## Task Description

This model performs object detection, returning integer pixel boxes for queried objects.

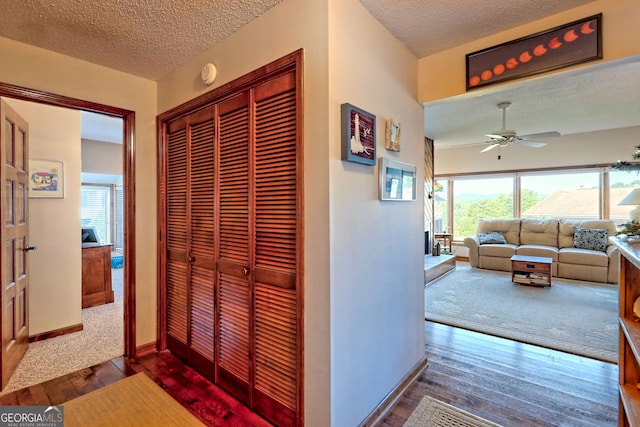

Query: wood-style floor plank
[375,321,618,427]
[0,321,618,426]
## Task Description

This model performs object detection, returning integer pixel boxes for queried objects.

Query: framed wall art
[385,119,401,152]
[341,103,376,165]
[466,14,602,90]
[29,159,64,198]
[379,157,416,201]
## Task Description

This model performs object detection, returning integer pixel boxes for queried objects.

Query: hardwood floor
[376,321,618,427]
[0,351,272,427]
[0,321,618,426]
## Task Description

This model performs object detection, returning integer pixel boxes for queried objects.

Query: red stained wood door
[165,107,216,380]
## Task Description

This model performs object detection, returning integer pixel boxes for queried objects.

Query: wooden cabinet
[510,255,552,287]
[82,243,113,309]
[611,237,640,426]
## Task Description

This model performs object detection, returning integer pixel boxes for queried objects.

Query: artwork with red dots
[466,14,601,90]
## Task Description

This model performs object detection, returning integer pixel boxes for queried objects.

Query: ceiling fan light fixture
[477,101,555,153]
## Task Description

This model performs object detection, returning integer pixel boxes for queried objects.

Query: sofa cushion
[559,247,609,267]
[573,227,608,252]
[478,232,507,244]
[559,219,616,249]
[477,219,520,245]
[520,219,559,247]
[516,245,559,261]
[558,263,607,283]
[478,243,517,258]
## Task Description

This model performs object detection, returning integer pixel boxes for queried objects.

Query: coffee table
[510,255,552,287]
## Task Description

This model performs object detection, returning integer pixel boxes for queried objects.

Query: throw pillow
[573,227,608,252]
[478,232,507,245]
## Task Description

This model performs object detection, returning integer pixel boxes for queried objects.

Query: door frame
[0,82,136,358]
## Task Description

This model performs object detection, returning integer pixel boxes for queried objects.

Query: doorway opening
[0,82,136,391]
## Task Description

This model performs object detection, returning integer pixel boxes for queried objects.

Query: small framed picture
[379,157,416,201]
[29,159,64,198]
[385,119,401,152]
[341,103,376,165]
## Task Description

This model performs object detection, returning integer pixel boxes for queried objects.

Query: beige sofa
[463,218,619,284]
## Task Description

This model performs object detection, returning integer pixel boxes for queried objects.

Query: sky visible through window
[455,173,601,198]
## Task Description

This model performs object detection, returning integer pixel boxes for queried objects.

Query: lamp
[619,188,640,221]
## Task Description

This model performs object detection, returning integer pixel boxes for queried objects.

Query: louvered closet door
[165,108,216,380]
[251,72,299,427]
[161,52,302,427]
[215,92,252,403]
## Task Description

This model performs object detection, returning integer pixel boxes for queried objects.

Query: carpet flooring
[63,373,204,427]
[404,395,502,427]
[1,268,123,395]
[425,262,618,363]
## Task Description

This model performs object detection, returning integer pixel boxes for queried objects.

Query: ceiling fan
[480,102,559,153]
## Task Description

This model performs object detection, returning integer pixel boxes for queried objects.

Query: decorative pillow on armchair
[573,227,608,252]
[478,232,507,245]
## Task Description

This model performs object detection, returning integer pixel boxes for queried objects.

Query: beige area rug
[1,268,124,395]
[404,395,501,427]
[63,372,204,426]
[425,263,618,363]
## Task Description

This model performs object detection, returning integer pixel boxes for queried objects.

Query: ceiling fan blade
[519,131,561,139]
[515,139,546,148]
[480,143,499,153]
[485,133,506,140]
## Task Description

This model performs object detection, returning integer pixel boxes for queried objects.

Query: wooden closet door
[251,72,300,427]
[160,51,303,427]
[215,92,252,402]
[165,108,216,380]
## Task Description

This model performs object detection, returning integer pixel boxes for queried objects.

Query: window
[610,171,640,226]
[435,166,626,241]
[433,179,448,234]
[81,185,112,244]
[520,170,600,220]
[115,185,124,251]
[452,176,513,240]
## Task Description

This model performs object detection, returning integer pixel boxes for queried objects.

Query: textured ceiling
[0,0,636,148]
[0,0,282,80]
[358,0,598,58]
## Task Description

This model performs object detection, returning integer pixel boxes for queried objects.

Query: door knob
[241,267,249,276]
[187,255,195,263]
[24,246,37,252]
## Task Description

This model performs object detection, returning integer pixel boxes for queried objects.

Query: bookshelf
[611,237,640,427]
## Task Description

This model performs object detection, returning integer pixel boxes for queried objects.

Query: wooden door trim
[0,82,137,358]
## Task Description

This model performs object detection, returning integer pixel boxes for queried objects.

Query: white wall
[328,0,425,425]
[7,99,82,335]
[157,0,425,424]
[0,36,158,346]
[81,139,123,176]
[156,0,333,423]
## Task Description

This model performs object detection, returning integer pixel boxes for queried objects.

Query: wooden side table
[434,233,453,252]
[510,254,552,287]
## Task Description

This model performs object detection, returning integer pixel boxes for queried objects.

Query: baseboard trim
[29,323,84,343]
[136,341,158,357]
[358,354,429,427]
